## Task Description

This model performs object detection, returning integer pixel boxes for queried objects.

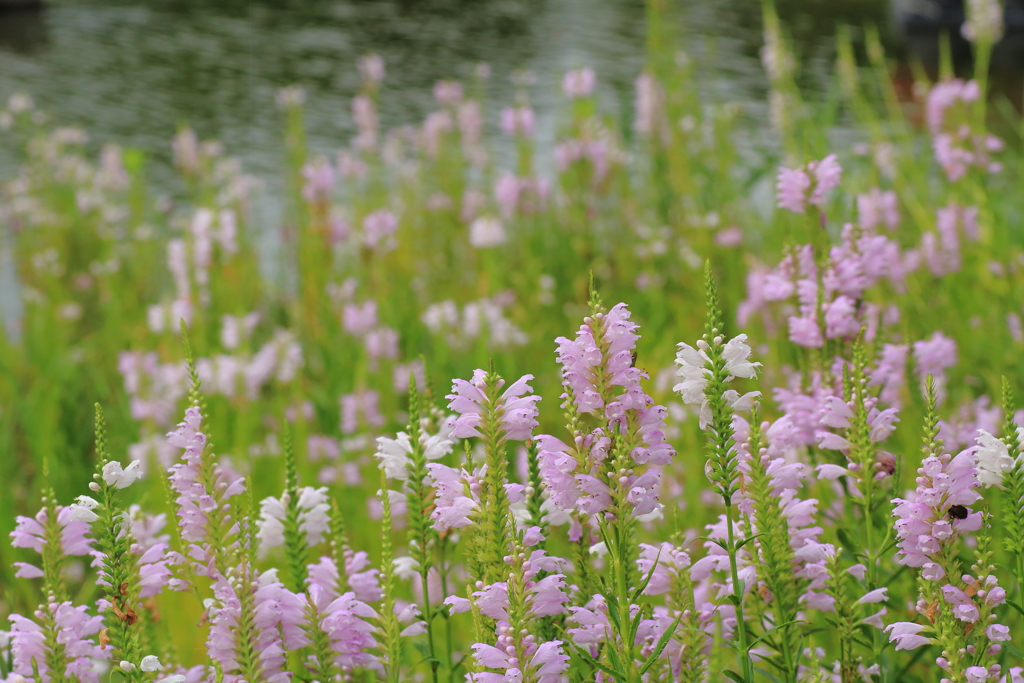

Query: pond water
[2,0,1022,223]
[0,0,910,179]
[0,0,1020,321]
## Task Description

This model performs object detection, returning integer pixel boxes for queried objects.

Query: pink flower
[858,587,889,604]
[775,166,810,213]
[788,315,823,348]
[562,68,596,98]
[987,624,1011,642]
[913,332,957,403]
[808,154,842,205]
[446,370,541,441]
[362,210,399,251]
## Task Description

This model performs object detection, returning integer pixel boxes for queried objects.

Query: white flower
[724,390,761,413]
[674,336,761,429]
[975,429,1016,487]
[256,487,331,555]
[673,342,710,406]
[393,555,420,580]
[69,495,100,523]
[588,541,608,557]
[102,460,144,489]
[256,496,287,553]
[963,0,1004,44]
[297,486,331,545]
[120,661,136,672]
[468,216,506,248]
[140,655,163,671]
[160,677,187,683]
[721,334,762,379]
[421,422,456,460]
[375,433,414,480]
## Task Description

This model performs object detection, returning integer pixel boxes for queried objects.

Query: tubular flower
[256,486,332,555]
[674,334,761,430]
[166,407,246,569]
[5,600,108,683]
[775,154,842,213]
[891,449,982,569]
[447,370,541,442]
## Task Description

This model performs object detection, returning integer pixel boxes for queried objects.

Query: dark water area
[0,0,1020,190]
[0,1,885,176]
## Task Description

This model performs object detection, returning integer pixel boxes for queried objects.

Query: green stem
[611,520,641,683]
[724,500,754,681]
[420,568,440,683]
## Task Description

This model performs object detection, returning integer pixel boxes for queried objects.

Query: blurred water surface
[0,0,906,181]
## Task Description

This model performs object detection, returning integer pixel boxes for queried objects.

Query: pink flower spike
[809,154,842,205]
[776,167,810,214]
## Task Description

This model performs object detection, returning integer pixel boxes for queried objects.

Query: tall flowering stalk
[675,263,761,681]
[166,324,247,580]
[6,464,102,681]
[376,379,457,682]
[86,405,146,680]
[376,470,405,683]
[814,340,900,670]
[534,284,676,682]
[736,417,805,681]
[446,367,540,584]
[990,379,1024,598]
[631,539,706,682]
[255,424,331,591]
[760,0,804,157]
[886,378,1012,681]
[167,325,271,682]
[459,524,571,683]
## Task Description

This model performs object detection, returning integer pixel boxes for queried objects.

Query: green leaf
[837,528,859,554]
[878,538,900,557]
[1002,640,1024,660]
[569,643,625,681]
[628,603,649,649]
[753,665,784,683]
[412,655,440,667]
[723,669,747,683]
[735,532,766,551]
[747,620,802,650]
[604,641,627,674]
[604,594,622,632]
[638,613,684,675]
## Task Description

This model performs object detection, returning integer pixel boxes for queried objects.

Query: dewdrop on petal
[102,459,143,489]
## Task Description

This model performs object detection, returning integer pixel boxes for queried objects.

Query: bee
[947,505,968,520]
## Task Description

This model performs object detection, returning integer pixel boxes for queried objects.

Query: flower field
[1,1,1023,681]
